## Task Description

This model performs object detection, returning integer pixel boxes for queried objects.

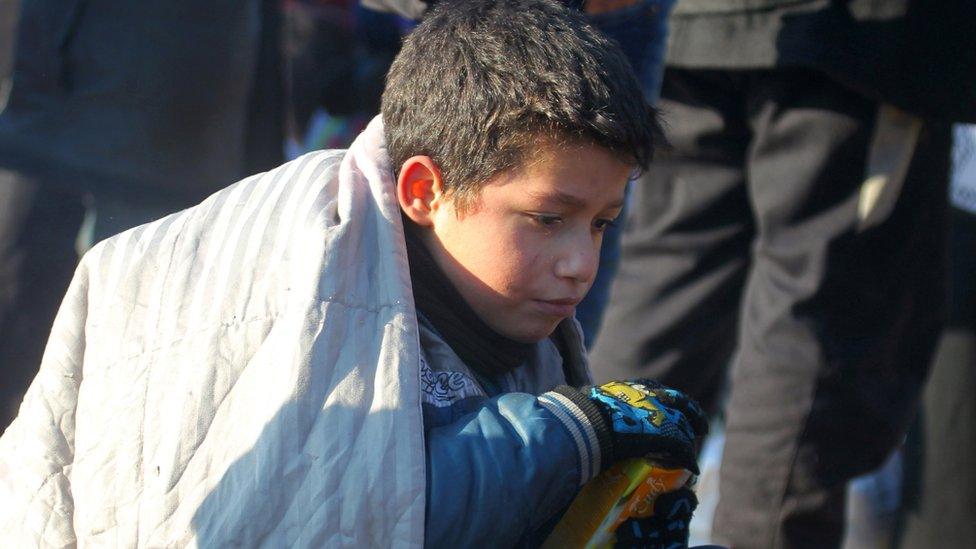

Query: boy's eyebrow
[528,190,625,210]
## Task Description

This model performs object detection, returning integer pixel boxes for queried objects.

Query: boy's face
[425,142,632,343]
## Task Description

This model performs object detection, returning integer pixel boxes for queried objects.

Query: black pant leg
[714,69,950,549]
[895,208,976,548]
[588,68,754,416]
[0,170,85,430]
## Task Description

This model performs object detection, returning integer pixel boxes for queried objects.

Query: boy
[0,0,705,546]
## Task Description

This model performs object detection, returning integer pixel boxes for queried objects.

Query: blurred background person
[283,0,407,157]
[0,1,286,430]
[894,123,976,549]
[0,0,17,89]
[589,1,976,547]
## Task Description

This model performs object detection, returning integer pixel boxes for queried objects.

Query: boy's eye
[593,218,618,232]
[528,213,563,227]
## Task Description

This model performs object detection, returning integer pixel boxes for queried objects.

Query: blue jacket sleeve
[424,391,603,548]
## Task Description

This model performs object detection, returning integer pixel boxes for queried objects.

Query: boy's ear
[397,155,446,227]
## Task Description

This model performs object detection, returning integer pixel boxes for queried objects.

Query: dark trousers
[590,67,951,548]
[896,209,976,548]
[0,170,85,430]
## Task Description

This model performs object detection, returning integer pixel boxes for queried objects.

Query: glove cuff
[539,385,616,483]
[551,385,615,469]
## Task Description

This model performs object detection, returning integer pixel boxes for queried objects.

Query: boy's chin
[499,320,561,344]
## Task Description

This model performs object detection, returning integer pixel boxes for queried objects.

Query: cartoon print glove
[551,379,708,474]
[614,487,698,549]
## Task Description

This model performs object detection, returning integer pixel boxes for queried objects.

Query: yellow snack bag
[543,458,692,548]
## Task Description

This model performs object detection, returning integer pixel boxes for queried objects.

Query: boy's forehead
[436,137,632,214]
[482,142,632,202]
[518,139,632,181]
[524,187,627,210]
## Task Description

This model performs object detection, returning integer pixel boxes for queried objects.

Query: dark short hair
[381,0,663,206]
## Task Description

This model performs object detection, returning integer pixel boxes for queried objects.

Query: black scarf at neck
[402,217,534,377]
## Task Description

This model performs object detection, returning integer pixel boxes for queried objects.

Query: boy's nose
[553,235,599,284]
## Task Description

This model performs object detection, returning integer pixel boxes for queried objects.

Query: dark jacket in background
[667,0,976,123]
[0,1,285,204]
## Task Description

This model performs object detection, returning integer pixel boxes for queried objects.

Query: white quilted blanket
[0,117,426,547]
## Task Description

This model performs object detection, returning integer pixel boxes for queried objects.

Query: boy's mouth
[533,298,581,318]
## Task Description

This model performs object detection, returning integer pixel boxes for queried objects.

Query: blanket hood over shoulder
[0,118,427,547]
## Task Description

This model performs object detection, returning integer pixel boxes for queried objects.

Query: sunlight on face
[424,142,633,342]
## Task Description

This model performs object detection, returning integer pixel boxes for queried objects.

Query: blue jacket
[419,314,603,547]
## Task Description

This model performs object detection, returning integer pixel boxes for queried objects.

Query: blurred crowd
[0,0,973,547]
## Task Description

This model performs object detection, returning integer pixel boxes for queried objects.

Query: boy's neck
[402,217,534,377]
